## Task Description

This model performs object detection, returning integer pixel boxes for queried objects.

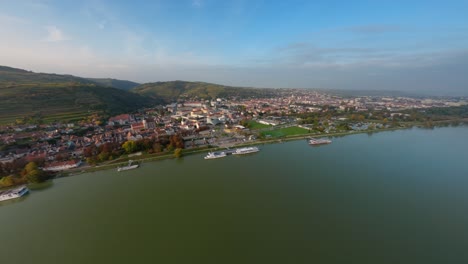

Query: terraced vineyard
[0,66,163,124]
[0,84,157,125]
[0,66,277,125]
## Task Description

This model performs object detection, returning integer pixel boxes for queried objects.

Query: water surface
[1,126,468,264]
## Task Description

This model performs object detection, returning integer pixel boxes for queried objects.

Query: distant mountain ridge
[0,64,449,125]
[0,66,95,85]
[86,78,140,91]
[132,80,276,103]
[0,65,140,91]
[321,89,428,98]
[0,66,279,124]
[0,66,31,73]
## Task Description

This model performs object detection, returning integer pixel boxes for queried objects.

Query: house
[145,118,156,129]
[184,101,203,108]
[26,151,47,162]
[258,119,279,126]
[206,116,221,125]
[43,160,82,172]
[131,120,147,132]
[108,114,134,125]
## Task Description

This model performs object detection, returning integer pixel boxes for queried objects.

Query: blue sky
[1,0,467,95]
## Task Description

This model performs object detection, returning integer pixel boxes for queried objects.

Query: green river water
[1,126,468,264]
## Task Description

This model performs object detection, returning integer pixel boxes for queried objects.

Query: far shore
[59,119,468,177]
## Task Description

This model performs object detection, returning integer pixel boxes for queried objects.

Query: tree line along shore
[57,118,467,178]
[1,101,467,189]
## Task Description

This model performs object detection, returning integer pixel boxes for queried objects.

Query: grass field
[247,120,271,130]
[261,126,309,138]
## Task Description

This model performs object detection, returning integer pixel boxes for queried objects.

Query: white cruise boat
[0,186,29,202]
[117,160,140,172]
[232,146,260,155]
[308,138,332,145]
[204,152,227,160]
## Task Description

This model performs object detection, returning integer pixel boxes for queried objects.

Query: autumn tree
[23,162,45,183]
[134,138,152,152]
[24,162,38,173]
[122,141,137,154]
[99,142,113,154]
[169,135,185,149]
[83,146,97,157]
[174,148,183,158]
[98,152,110,162]
[0,175,15,187]
[153,142,162,153]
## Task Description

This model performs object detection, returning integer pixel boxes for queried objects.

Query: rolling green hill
[132,81,276,103]
[0,66,157,124]
[0,66,94,85]
[0,66,276,125]
[0,66,140,90]
[86,78,140,91]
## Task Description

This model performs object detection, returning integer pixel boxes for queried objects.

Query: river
[1,126,468,264]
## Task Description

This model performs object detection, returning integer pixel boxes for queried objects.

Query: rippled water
[1,126,468,264]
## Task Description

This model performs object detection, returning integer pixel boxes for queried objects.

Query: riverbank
[57,118,468,177]
[5,118,467,185]
[58,121,426,176]
[4,125,468,263]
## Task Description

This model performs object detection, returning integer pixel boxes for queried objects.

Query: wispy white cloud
[254,42,386,67]
[43,26,68,42]
[24,1,51,11]
[96,63,129,69]
[192,0,202,7]
[343,24,402,34]
[98,20,107,30]
[121,31,147,57]
[0,14,28,25]
[248,40,468,73]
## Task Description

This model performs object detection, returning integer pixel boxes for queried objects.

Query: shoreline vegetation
[1,65,467,189]
[59,118,468,178]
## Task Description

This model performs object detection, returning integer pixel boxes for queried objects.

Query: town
[0,89,467,187]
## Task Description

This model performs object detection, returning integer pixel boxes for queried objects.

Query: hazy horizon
[1,1,467,96]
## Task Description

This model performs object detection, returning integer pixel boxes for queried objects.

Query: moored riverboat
[308,138,332,145]
[0,185,29,202]
[117,160,140,172]
[204,152,227,159]
[232,146,260,155]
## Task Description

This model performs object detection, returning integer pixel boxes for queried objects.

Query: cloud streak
[343,24,402,34]
[43,26,68,42]
[0,2,467,96]
[192,0,202,7]
[0,14,28,25]
[257,42,390,67]
[252,40,468,72]
[98,20,107,30]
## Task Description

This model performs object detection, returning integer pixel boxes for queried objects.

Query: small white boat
[232,146,260,155]
[117,160,140,172]
[204,152,227,160]
[308,138,332,145]
[0,185,29,202]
